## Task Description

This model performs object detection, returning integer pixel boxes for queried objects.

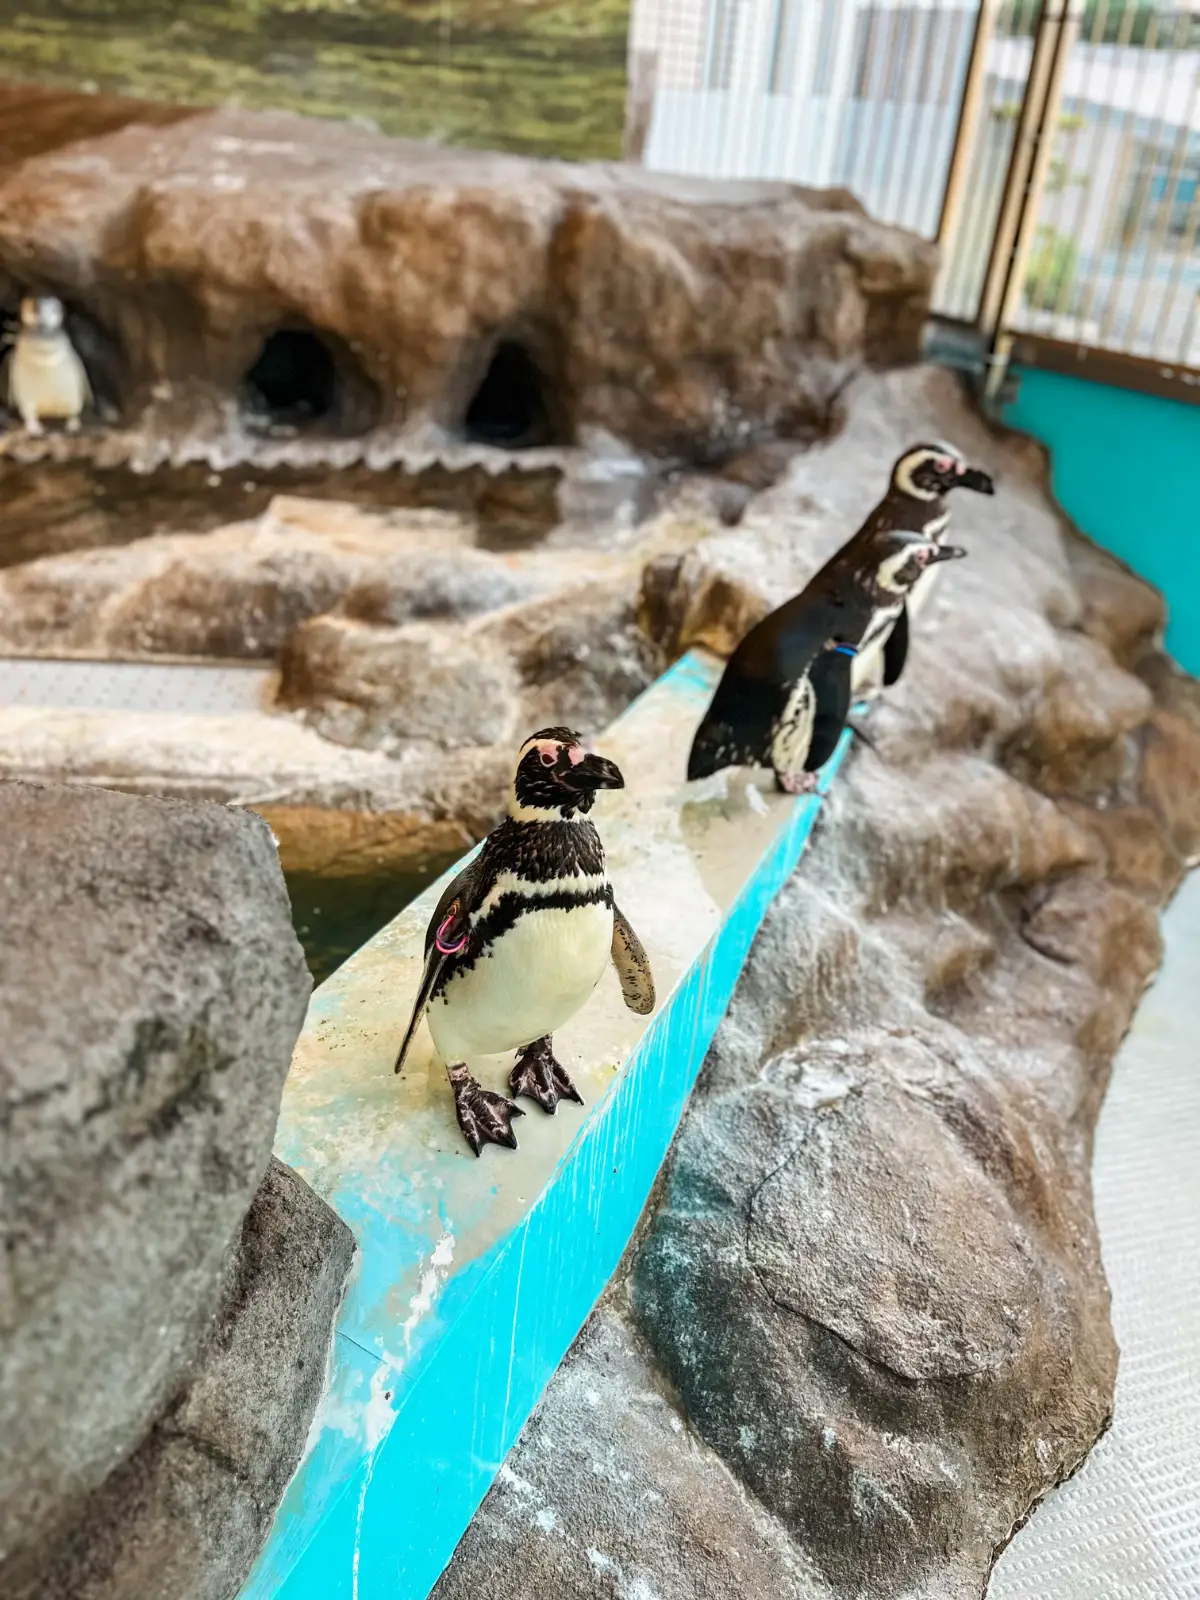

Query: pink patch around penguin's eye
[934,455,954,472]
[565,743,585,765]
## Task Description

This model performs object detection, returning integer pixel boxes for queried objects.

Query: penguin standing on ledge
[4,295,91,436]
[687,526,967,795]
[394,727,655,1156]
[849,441,994,697]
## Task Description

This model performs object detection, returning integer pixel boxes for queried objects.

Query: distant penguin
[393,727,656,1155]
[687,526,967,795]
[851,441,994,698]
[5,295,91,435]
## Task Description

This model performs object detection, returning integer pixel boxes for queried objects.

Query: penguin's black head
[872,530,968,597]
[891,442,995,501]
[510,726,625,820]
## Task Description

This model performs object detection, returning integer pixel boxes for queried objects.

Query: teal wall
[1002,367,1200,677]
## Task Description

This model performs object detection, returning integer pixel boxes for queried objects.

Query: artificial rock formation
[434,364,1200,1600]
[0,782,355,1600]
[0,99,934,464]
[0,489,701,877]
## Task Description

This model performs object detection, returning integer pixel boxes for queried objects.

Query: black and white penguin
[687,526,967,794]
[393,727,656,1156]
[4,295,91,435]
[852,441,994,697]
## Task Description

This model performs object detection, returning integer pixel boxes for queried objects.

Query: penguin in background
[687,525,967,795]
[394,727,655,1156]
[851,441,994,697]
[4,294,91,435]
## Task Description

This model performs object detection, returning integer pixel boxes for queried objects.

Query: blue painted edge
[240,665,853,1600]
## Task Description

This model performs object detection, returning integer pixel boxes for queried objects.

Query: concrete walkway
[0,656,272,715]
[989,872,1200,1598]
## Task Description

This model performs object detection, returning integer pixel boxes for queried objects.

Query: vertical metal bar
[885,1,938,231]
[1044,0,1106,325]
[983,0,1084,396]
[1155,146,1200,362]
[857,5,899,213]
[936,0,998,251]
[1122,15,1198,357]
[1073,0,1142,330]
[979,0,1080,340]
[1096,3,1168,348]
[875,3,914,224]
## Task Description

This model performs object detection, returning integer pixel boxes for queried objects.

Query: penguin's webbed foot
[776,769,821,797]
[510,1035,584,1114]
[447,1061,524,1156]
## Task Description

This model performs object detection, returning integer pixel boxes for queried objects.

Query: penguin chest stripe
[474,870,609,922]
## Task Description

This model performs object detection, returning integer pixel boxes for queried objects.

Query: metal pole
[981,0,1084,399]
[936,0,999,255]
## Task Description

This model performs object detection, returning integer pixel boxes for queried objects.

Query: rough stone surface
[434,364,1200,1600]
[432,1309,833,1600]
[0,498,546,660]
[0,781,344,1597]
[0,492,698,873]
[0,102,935,464]
[11,1158,355,1600]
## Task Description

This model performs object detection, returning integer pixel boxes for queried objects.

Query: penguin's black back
[687,578,863,780]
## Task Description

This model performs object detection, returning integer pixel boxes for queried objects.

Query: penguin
[4,295,91,435]
[393,727,656,1156]
[687,526,967,795]
[851,441,994,698]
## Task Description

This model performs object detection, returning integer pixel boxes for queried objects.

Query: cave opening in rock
[463,340,556,450]
[242,329,340,429]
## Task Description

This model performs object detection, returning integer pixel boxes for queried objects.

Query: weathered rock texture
[0,101,935,463]
[0,490,705,876]
[0,782,354,1599]
[433,364,1200,1600]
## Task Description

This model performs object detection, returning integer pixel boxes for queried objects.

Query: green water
[285,852,461,987]
[0,0,629,160]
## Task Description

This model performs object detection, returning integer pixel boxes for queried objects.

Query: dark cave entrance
[463,340,557,450]
[242,328,340,429]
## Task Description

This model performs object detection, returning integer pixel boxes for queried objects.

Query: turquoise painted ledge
[1002,366,1200,676]
[239,650,852,1600]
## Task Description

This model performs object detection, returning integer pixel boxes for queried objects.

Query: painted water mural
[0,0,630,159]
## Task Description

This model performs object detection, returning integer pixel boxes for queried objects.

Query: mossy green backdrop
[0,0,630,160]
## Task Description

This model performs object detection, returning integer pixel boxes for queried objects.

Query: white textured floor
[0,656,273,714]
[989,871,1200,1599]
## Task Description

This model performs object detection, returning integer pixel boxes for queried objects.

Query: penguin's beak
[959,466,995,495]
[562,752,625,792]
[929,542,968,564]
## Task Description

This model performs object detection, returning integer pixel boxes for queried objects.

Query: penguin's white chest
[428,898,614,1062]
[770,676,815,777]
[853,602,903,697]
[7,336,90,420]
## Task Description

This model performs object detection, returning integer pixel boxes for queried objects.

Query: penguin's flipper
[611,903,655,1015]
[804,646,856,773]
[393,863,477,1075]
[881,602,909,687]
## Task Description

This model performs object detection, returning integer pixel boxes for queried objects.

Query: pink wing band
[435,914,469,956]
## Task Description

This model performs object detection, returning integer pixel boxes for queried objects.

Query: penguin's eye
[539,750,557,767]
[934,455,954,472]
